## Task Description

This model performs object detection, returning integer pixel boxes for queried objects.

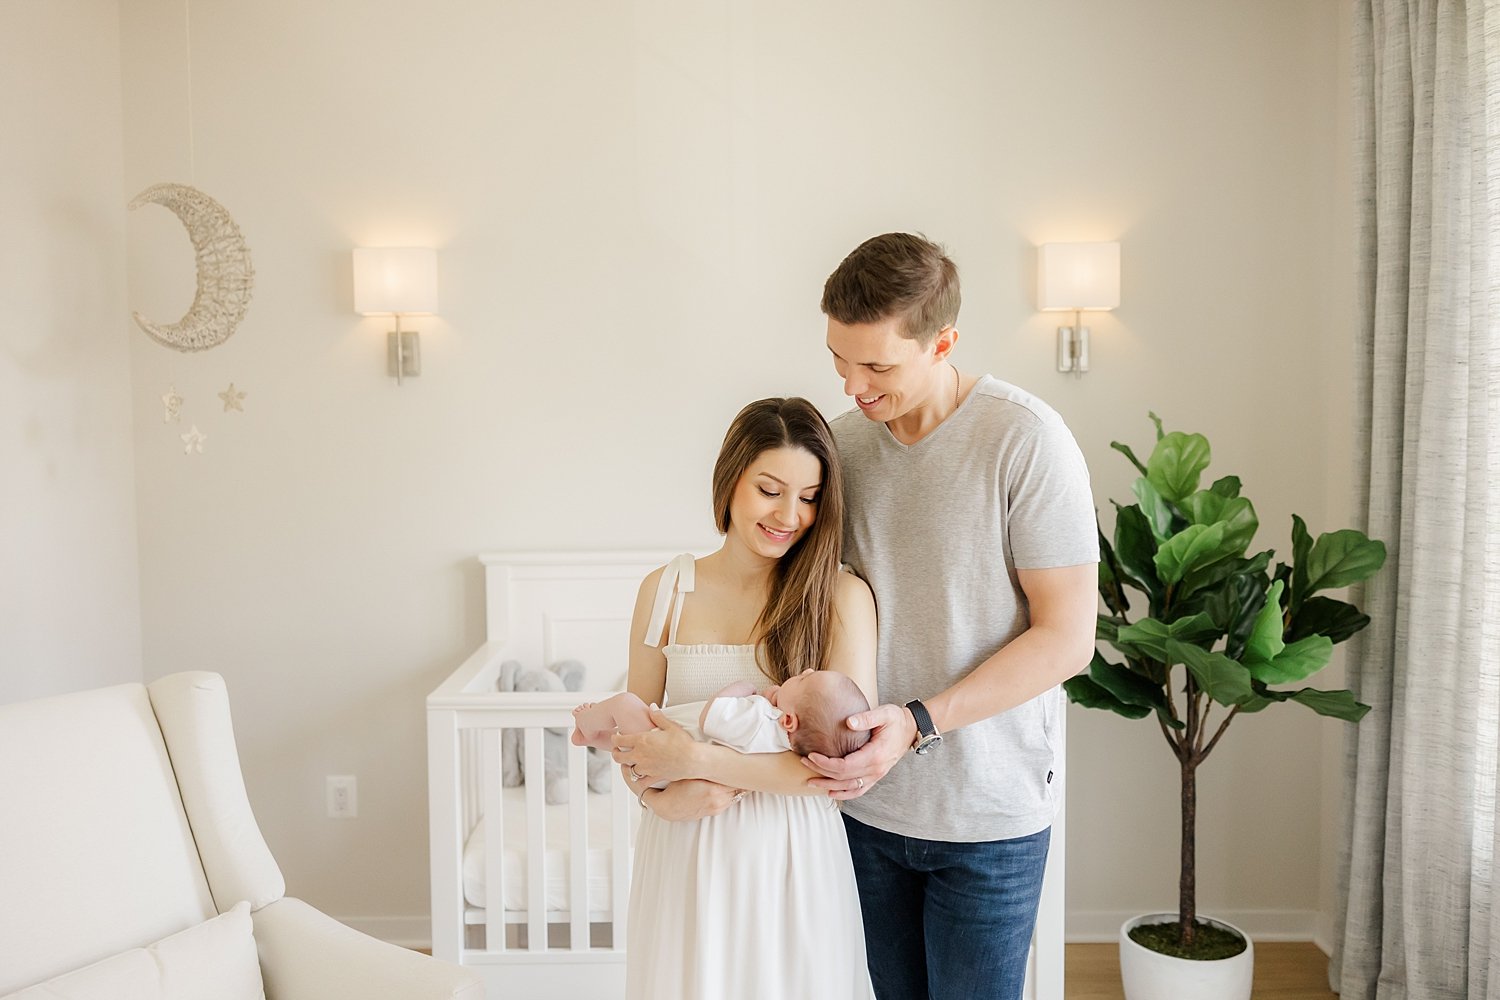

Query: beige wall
[1,0,143,704]
[110,0,1354,941]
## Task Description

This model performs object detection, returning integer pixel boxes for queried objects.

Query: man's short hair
[820,232,961,345]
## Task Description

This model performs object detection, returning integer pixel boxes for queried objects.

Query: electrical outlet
[326,775,357,819]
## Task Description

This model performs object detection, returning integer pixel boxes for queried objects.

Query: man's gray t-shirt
[833,375,1099,842]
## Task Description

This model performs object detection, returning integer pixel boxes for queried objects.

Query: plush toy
[498,658,613,803]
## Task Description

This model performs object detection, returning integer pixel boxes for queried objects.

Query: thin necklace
[951,363,961,412]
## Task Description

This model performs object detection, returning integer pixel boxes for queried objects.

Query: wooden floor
[1067,941,1337,999]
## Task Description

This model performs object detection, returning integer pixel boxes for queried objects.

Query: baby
[571,669,871,784]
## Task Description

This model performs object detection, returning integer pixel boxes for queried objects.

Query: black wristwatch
[906,699,942,755]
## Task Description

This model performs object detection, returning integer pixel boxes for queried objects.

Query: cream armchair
[0,672,482,1000]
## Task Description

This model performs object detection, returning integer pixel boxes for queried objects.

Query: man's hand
[643,779,744,821]
[612,706,699,785]
[804,702,917,800]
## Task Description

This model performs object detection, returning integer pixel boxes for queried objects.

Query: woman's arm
[619,568,669,801]
[618,566,744,818]
[826,571,878,706]
[619,572,879,797]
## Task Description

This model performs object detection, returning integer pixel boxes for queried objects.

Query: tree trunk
[1180,758,1197,948]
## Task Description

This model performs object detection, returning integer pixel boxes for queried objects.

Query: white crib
[426,551,1067,1000]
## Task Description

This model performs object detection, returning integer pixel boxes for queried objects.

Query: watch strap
[906,699,938,742]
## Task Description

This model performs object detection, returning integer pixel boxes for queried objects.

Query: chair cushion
[0,684,216,993]
[1,901,264,1000]
[147,672,284,911]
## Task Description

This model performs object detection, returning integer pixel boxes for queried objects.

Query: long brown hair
[711,398,845,685]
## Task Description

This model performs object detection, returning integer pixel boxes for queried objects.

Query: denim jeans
[843,814,1051,1000]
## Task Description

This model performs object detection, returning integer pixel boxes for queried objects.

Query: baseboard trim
[336,915,431,950]
[1066,909,1321,944]
[342,909,1326,952]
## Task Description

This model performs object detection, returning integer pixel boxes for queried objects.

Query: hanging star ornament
[218,382,246,412]
[181,425,207,455]
[161,386,184,423]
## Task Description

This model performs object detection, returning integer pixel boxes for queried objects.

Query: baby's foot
[571,704,607,747]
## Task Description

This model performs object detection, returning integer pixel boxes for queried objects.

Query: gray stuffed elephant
[497,658,613,803]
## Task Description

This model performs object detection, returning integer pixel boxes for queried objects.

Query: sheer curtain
[1333,1,1500,998]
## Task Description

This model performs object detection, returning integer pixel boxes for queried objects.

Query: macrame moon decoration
[128,183,254,352]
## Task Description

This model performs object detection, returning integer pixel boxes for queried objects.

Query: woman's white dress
[625,555,873,1000]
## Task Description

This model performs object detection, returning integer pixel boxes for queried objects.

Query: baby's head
[770,669,872,758]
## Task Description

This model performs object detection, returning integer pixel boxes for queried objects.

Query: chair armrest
[252,898,482,1000]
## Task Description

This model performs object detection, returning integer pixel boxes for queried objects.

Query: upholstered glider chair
[0,671,483,1000]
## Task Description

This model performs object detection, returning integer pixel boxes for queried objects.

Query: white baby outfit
[659,693,791,755]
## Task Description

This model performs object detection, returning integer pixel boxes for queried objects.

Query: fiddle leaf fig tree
[1066,414,1386,957]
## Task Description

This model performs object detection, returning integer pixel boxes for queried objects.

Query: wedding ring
[733,791,745,803]
[855,777,864,789]
[629,765,643,782]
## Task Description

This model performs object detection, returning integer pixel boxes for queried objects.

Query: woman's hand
[803,702,915,800]
[641,779,744,822]
[611,707,701,785]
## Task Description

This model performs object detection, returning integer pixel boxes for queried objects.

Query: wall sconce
[353,247,438,385]
[1037,242,1120,377]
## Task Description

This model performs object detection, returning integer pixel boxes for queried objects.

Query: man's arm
[927,562,1097,732]
[805,562,1097,797]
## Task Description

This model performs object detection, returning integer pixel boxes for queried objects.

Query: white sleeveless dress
[625,554,873,1000]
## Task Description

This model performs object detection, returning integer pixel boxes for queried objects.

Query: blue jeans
[843,814,1051,1000]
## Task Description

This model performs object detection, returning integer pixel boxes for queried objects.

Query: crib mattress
[461,786,633,913]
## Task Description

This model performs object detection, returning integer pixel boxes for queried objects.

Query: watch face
[914,733,942,755]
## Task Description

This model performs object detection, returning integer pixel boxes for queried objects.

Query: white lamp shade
[353,247,439,315]
[1037,242,1120,311]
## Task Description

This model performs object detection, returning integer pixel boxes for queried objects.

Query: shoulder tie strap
[643,554,697,648]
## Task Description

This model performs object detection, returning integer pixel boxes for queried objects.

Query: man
[804,232,1099,1000]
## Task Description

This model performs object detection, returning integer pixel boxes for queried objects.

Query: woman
[613,397,877,999]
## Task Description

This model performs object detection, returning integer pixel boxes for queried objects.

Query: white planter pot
[1118,913,1253,1000]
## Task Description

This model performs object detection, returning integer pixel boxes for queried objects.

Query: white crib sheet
[461,786,633,913]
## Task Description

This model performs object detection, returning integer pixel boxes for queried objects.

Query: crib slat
[462,729,479,842]
[482,728,505,952]
[426,709,462,963]
[611,760,630,949]
[524,727,547,951]
[567,741,589,949]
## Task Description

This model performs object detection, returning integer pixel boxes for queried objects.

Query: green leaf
[1289,688,1372,722]
[1167,639,1253,706]
[1304,531,1388,595]
[1246,634,1335,685]
[1147,411,1165,440]
[1146,431,1212,502]
[1209,566,1272,660]
[1235,693,1276,713]
[1179,492,1259,555]
[1114,614,1219,661]
[1112,504,1162,600]
[1088,654,1164,710]
[1112,618,1173,660]
[1063,675,1152,719]
[1209,475,1242,499]
[1287,596,1371,644]
[1111,440,1149,477]
[1097,530,1133,616]
[1154,522,1235,585]
[1096,616,1123,643]
[1290,516,1312,610]
[1180,549,1272,610]
[1133,478,1176,542]
[1244,579,1287,663]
